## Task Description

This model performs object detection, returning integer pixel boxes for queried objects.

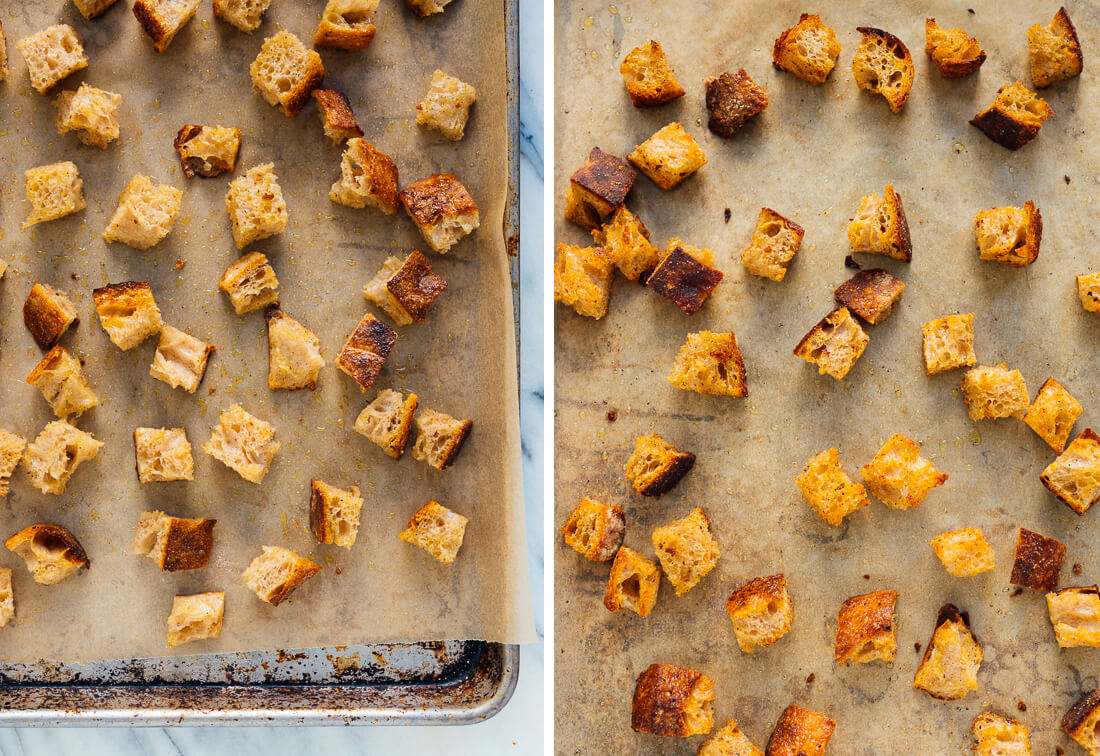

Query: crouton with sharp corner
[242,546,320,605]
[337,313,396,392]
[406,0,454,18]
[0,430,27,499]
[922,313,976,375]
[103,175,183,250]
[0,568,12,627]
[5,523,89,584]
[1029,7,1083,88]
[23,162,85,229]
[766,704,835,756]
[133,510,215,571]
[202,404,279,484]
[860,434,947,509]
[631,663,714,737]
[1024,377,1082,452]
[564,147,635,231]
[174,125,241,178]
[699,719,764,756]
[972,711,1032,756]
[773,14,841,85]
[150,325,215,394]
[628,123,707,190]
[310,480,363,548]
[591,206,659,282]
[1047,586,1100,648]
[330,138,399,214]
[741,207,803,282]
[73,0,120,20]
[1010,527,1065,591]
[26,346,99,420]
[852,27,914,113]
[835,590,898,664]
[23,421,102,495]
[411,408,471,470]
[604,546,660,617]
[668,330,747,397]
[975,201,1042,266]
[561,498,624,562]
[1079,272,1100,313]
[416,70,477,141]
[961,364,1029,420]
[648,243,723,315]
[705,69,768,138]
[23,283,79,350]
[16,25,87,94]
[399,174,480,253]
[354,389,418,459]
[619,40,685,107]
[218,252,279,314]
[249,30,324,117]
[970,82,1051,150]
[213,0,271,33]
[834,269,904,324]
[54,83,121,148]
[625,434,695,497]
[316,0,378,49]
[652,507,718,596]
[726,574,793,653]
[794,306,869,380]
[1063,690,1100,756]
[226,163,288,249]
[166,592,224,648]
[553,243,614,319]
[1040,429,1100,515]
[848,185,912,261]
[400,500,468,564]
[796,448,870,526]
[133,0,200,52]
[313,90,364,144]
[266,307,324,391]
[913,603,982,700]
[925,19,986,77]
[93,281,163,350]
[134,427,194,483]
[931,529,995,577]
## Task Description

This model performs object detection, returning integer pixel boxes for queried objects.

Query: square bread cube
[834,268,905,324]
[553,243,614,319]
[54,83,121,148]
[337,313,396,392]
[1024,377,1082,452]
[330,138,398,214]
[202,404,279,484]
[23,420,102,495]
[266,307,324,391]
[1063,690,1100,756]
[561,497,624,562]
[725,574,793,653]
[848,185,912,261]
[166,592,224,648]
[1041,429,1100,515]
[416,70,477,141]
[150,325,215,393]
[133,510,215,571]
[773,14,841,85]
[647,242,723,315]
[705,69,769,138]
[794,306,869,380]
[399,500,468,564]
[174,125,241,178]
[1029,7,1082,88]
[922,312,976,375]
[796,448,870,526]
[103,174,184,250]
[249,30,324,117]
[972,711,1031,756]
[975,201,1042,266]
[930,528,995,577]
[0,429,27,498]
[411,408,472,471]
[628,122,707,190]
[1011,527,1065,591]
[313,89,363,144]
[619,40,685,107]
[835,589,898,664]
[603,546,660,617]
[16,25,87,94]
[970,82,1051,150]
[399,173,480,253]
[624,433,695,497]
[591,206,659,282]
[698,720,764,756]
[242,545,320,605]
[852,27,915,114]
[668,330,747,397]
[925,19,986,78]
[766,704,835,756]
[364,250,447,326]
[1079,271,1100,312]
[651,507,719,596]
[133,427,194,483]
[913,603,982,700]
[1047,586,1100,648]
[310,479,363,549]
[354,389,418,459]
[564,147,636,230]
[73,0,121,20]
[0,567,12,627]
[315,0,377,49]
[5,523,89,584]
[226,163,288,249]
[961,363,1029,420]
[23,283,79,350]
[92,281,163,350]
[24,161,85,229]
[741,207,804,282]
[26,345,99,420]
[859,433,947,509]
[133,0,200,52]
[213,0,272,33]
[218,251,279,314]
[631,664,714,737]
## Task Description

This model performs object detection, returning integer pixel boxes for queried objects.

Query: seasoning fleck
[723,208,731,223]
[606,409,617,422]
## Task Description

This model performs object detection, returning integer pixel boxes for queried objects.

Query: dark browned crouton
[705,69,769,138]
[834,269,905,324]
[24,283,79,350]
[564,147,636,230]
[631,663,715,737]
[337,313,396,392]
[1062,689,1100,755]
[1011,527,1066,591]
[648,247,723,314]
[970,82,1052,150]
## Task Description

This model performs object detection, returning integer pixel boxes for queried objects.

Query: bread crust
[619,40,685,107]
[970,83,1052,150]
[1010,527,1066,590]
[765,704,835,756]
[648,248,723,315]
[772,14,841,85]
[834,589,897,664]
[5,523,90,581]
[631,663,714,737]
[571,147,635,209]
[399,173,478,226]
[156,516,215,571]
[915,603,980,700]
[1062,689,1100,745]
[1041,428,1100,514]
[386,250,447,323]
[312,90,364,140]
[604,546,661,616]
[337,313,396,391]
[853,27,914,113]
[834,269,905,324]
[625,434,696,497]
[705,69,768,137]
[925,18,986,78]
[24,283,78,350]
[174,124,241,178]
[561,498,625,562]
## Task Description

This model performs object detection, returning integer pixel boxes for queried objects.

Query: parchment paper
[555,2,1099,752]
[0,0,533,664]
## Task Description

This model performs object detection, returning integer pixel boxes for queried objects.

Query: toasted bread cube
[1029,7,1082,88]
[561,498,625,562]
[553,243,614,319]
[860,434,947,509]
[337,313,396,392]
[564,147,636,231]
[16,25,87,94]
[23,161,85,229]
[625,434,695,497]
[226,163,288,249]
[411,408,472,471]
[73,0,120,20]
[925,18,986,78]
[23,421,102,495]
[794,306,869,380]
[766,705,835,755]
[604,546,661,617]
[668,330,747,397]
[1024,377,1082,452]
[166,592,224,648]
[202,404,279,484]
[92,281,163,350]
[852,27,914,113]
[54,83,121,149]
[705,69,768,138]
[399,500,468,564]
[652,507,719,596]
[26,346,99,420]
[249,30,324,117]
[416,70,477,141]
[218,252,279,314]
[648,243,723,315]
[931,528,995,577]
[266,307,324,391]
[103,174,184,250]
[242,545,321,605]
[835,589,898,664]
[0,429,26,498]
[773,14,841,85]
[698,720,764,756]
[133,0,200,52]
[23,283,79,350]
[405,0,454,17]
[133,511,215,571]
[975,201,1042,267]
[796,448,870,526]
[922,313,976,376]
[150,325,215,393]
[914,603,983,700]
[1047,586,1100,648]
[213,0,271,33]
[330,138,399,215]
[741,207,804,282]
[592,207,659,282]
[310,479,363,548]
[313,89,363,144]
[619,40,685,107]
[834,269,905,325]
[961,364,1030,420]
[1041,429,1100,515]
[726,574,793,653]
[628,123,707,190]
[631,663,715,737]
[1079,272,1100,313]
[4,523,89,584]
[972,711,1032,756]
[1011,527,1065,591]
[315,0,377,49]
[174,125,241,178]
[971,82,1052,150]
[1063,690,1100,756]
[0,567,12,627]
[354,389,418,459]
[134,427,194,483]
[399,174,480,253]
[848,185,912,261]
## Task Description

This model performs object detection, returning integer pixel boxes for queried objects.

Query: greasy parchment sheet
[556,1,1099,753]
[0,0,533,664]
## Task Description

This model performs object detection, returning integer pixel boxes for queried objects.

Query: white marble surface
[0,0,546,753]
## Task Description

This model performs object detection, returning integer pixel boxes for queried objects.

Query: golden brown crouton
[705,69,768,138]
[202,404,279,484]
[150,325,215,394]
[166,592,224,648]
[553,243,614,319]
[1047,586,1100,648]
[0,567,12,627]
[416,70,477,141]
[405,0,454,18]
[974,201,1042,267]
[336,313,396,392]
[23,283,78,350]
[399,173,480,253]
[668,330,747,397]
[972,711,1032,756]
[1079,272,1100,313]
[1011,527,1066,591]
[1024,377,1082,452]
[73,0,120,20]
[931,528,995,577]
[310,479,363,549]
[961,364,1030,420]
[625,434,695,497]
[103,175,183,250]
[134,427,194,483]
[22,422,101,495]
[970,82,1052,150]
[604,546,661,617]
[23,162,85,229]
[315,0,377,49]
[922,313,976,376]
[834,269,905,325]
[772,14,841,85]
[925,19,986,78]
[133,511,215,571]
[1029,7,1083,88]
[698,720,764,756]
[313,89,364,144]
[330,138,399,214]
[648,243,723,315]
[835,589,898,664]
[213,0,271,33]
[92,281,163,350]
[16,25,87,94]
[54,83,121,148]
[133,0,200,52]
[1041,429,1100,515]
[0,429,26,498]
[652,507,719,596]
[219,252,279,314]
[26,345,99,420]
[793,306,869,380]
[913,603,983,700]
[564,147,636,231]
[399,500,468,564]
[411,408,472,471]
[174,125,242,178]
[561,498,624,562]
[242,545,321,605]
[5,523,89,584]
[848,185,912,261]
[1063,690,1100,756]
[795,448,870,526]
[592,206,659,282]
[249,30,325,117]
[226,163,288,249]
[354,389,418,459]
[631,663,715,737]
[860,433,947,509]
[266,307,324,391]
[741,207,804,282]
[726,574,793,653]
[619,40,686,107]
[852,27,915,113]
[766,704,835,756]
[629,123,707,190]
[364,250,447,325]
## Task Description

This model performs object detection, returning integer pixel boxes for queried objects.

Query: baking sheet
[555,1,1099,752]
[0,0,534,664]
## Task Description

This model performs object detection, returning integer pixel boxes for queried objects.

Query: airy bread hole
[621,573,641,603]
[761,221,781,237]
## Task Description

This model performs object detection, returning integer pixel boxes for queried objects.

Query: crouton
[399,500,468,564]
[315,0,377,49]
[726,574,793,653]
[564,147,636,231]
[922,313,976,376]
[860,433,947,509]
[226,163,288,249]
[1079,272,1100,313]
[1029,7,1083,88]
[0,568,11,627]
[242,545,321,605]
[399,173,480,253]
[213,0,271,33]
[249,30,325,117]
[337,313,396,391]
[330,138,399,215]
[166,592,224,648]
[553,243,614,319]
[604,546,661,617]
[310,479,363,548]
[16,25,87,94]
[218,252,279,314]
[1024,378,1082,452]
[133,0,200,52]
[202,404,279,484]
[23,161,85,229]
[5,523,89,584]
[974,201,1042,267]
[102,174,184,250]
[73,0,120,20]
[1011,527,1065,591]
[363,250,446,325]
[54,83,121,149]
[766,705,835,756]
[668,330,747,397]
[591,207,659,282]
[848,185,912,261]
[648,243,723,315]
[149,325,215,394]
[23,283,79,350]
[961,364,1030,420]
[1062,689,1100,755]
[972,711,1032,756]
[313,89,364,144]
[741,207,804,282]
[354,389,418,459]
[834,269,905,325]
[266,307,324,391]
[405,0,454,18]
[852,27,914,113]
[925,18,986,77]
[133,427,194,483]
[1047,586,1100,648]
[931,528,995,577]
[92,281,163,350]
[652,507,719,596]
[133,511,215,571]
[698,720,764,756]
[1041,429,1100,515]
[625,434,695,497]
[704,69,768,138]
[631,663,715,737]
[174,125,241,178]
[23,421,102,495]
[772,14,841,85]
[793,306,869,380]
[26,345,99,420]
[835,589,898,664]
[561,497,625,562]
[628,123,707,190]
[416,70,477,141]
[970,82,1052,150]
[411,408,472,471]
[0,429,26,498]
[913,603,982,700]
[795,448,870,526]
[619,40,686,108]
